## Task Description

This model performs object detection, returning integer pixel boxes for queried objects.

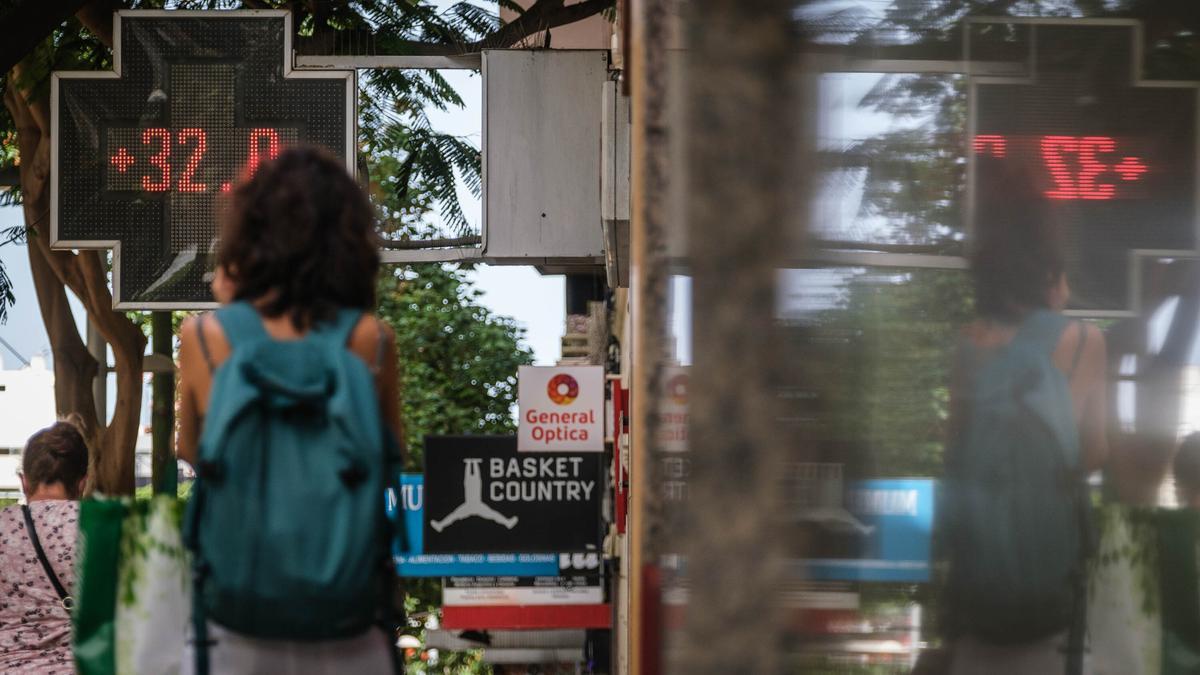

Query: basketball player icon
[431,459,519,532]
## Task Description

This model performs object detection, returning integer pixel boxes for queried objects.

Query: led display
[971,23,1198,313]
[52,12,352,308]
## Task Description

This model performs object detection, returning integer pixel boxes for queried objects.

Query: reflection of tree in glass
[838,73,966,247]
[782,268,971,479]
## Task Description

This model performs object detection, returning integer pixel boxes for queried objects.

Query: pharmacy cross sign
[51,10,354,308]
[969,19,1200,315]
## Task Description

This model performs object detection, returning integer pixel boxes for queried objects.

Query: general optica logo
[547,373,579,405]
[666,373,688,406]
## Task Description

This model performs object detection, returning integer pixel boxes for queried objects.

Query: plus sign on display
[51,11,353,308]
[969,20,1199,314]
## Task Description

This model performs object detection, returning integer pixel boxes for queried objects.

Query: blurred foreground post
[676,0,797,673]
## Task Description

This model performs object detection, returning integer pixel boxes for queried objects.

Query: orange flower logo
[547,373,579,405]
[667,373,688,405]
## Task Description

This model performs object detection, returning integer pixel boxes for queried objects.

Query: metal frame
[50,10,357,310]
[329,52,487,264]
[381,246,482,263]
[810,56,972,273]
[963,17,1200,318]
[294,54,481,70]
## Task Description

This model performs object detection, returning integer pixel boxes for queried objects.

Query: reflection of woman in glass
[945,196,1108,674]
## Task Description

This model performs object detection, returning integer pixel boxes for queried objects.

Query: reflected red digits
[1041,135,1079,200]
[1078,136,1115,200]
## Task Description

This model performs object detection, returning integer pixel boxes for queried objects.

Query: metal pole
[87,320,106,424]
[151,311,176,495]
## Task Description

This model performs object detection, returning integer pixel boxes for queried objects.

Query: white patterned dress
[0,500,79,674]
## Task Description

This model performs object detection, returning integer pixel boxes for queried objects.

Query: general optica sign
[518,366,605,452]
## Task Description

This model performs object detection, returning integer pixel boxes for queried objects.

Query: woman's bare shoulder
[179,312,230,369]
[347,313,396,367]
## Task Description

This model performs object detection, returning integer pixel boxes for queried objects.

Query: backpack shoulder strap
[1068,322,1088,379]
[315,309,366,350]
[196,314,217,374]
[213,301,269,347]
[1013,309,1070,354]
[22,505,71,608]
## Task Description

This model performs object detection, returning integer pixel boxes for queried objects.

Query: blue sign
[800,479,935,583]
[388,474,560,577]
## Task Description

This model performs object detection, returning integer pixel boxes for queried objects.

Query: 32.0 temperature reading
[108,127,282,193]
[973,134,1149,201]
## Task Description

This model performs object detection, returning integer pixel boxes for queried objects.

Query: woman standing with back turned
[177,145,401,674]
[0,418,89,674]
[943,186,1109,674]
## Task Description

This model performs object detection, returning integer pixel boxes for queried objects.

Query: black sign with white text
[423,436,603,554]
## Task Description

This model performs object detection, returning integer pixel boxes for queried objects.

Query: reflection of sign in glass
[798,478,935,583]
[973,134,1150,201]
[52,11,353,308]
[970,20,1198,313]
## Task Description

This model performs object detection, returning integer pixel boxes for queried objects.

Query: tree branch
[9,62,52,137]
[295,0,615,56]
[75,0,120,48]
[0,0,90,76]
[471,0,614,50]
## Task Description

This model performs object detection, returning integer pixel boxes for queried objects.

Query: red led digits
[1115,156,1147,181]
[246,128,280,175]
[123,127,285,193]
[177,128,208,193]
[1078,136,1115,200]
[141,128,171,192]
[976,134,1149,201]
[973,134,1006,158]
[110,147,134,173]
[1041,135,1080,200]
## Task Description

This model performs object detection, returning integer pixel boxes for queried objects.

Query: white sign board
[518,365,604,452]
[443,575,603,606]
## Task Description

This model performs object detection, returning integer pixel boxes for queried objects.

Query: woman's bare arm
[177,315,204,466]
[376,321,402,453]
[1078,323,1109,473]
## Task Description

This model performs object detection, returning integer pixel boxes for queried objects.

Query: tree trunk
[5,52,146,495]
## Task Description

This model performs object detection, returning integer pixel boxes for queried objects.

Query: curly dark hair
[217,145,379,329]
[23,416,88,498]
[971,167,1067,321]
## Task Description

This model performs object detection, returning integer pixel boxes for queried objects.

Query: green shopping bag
[74,496,192,675]
[73,498,127,675]
[1090,506,1200,675]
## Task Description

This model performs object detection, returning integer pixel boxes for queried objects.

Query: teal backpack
[184,302,402,661]
[945,309,1091,645]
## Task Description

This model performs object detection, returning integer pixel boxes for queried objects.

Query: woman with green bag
[0,417,89,673]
